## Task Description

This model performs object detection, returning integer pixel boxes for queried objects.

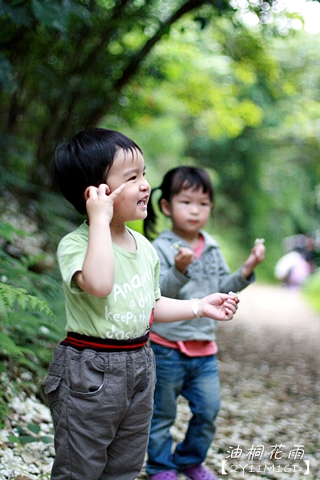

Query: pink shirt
[150,233,218,357]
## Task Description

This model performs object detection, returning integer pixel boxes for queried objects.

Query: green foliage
[30,0,90,33]
[0,384,9,427]
[120,20,320,281]
[0,282,54,320]
[8,422,53,444]
[1,0,303,192]
[302,269,320,313]
[0,221,27,242]
[0,265,64,363]
[0,51,17,91]
[0,217,66,422]
[0,0,236,192]
[2,0,319,275]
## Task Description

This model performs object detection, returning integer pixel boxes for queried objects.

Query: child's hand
[250,242,266,265]
[85,183,126,223]
[242,239,266,278]
[174,247,194,274]
[198,293,239,321]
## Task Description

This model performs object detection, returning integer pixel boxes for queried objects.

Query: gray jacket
[152,229,254,341]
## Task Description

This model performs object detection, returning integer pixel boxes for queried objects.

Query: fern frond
[0,296,8,318]
[0,222,27,242]
[0,331,24,357]
[0,283,54,320]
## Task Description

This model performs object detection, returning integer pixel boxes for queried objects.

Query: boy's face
[106,148,150,224]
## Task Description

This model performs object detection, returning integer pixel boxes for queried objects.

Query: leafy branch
[0,282,54,320]
[7,422,53,444]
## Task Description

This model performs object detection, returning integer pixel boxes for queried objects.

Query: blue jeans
[147,343,220,475]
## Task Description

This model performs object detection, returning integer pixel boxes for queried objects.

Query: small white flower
[254,238,265,245]
[171,242,181,250]
[39,326,50,335]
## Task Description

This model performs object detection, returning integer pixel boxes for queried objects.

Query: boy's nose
[140,179,150,191]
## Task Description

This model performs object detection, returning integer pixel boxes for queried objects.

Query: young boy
[45,128,239,480]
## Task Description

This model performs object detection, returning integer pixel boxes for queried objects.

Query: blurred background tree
[1,1,318,245]
[1,0,320,268]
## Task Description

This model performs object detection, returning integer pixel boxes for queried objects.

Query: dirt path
[233,282,320,330]
[207,283,320,479]
[217,282,320,370]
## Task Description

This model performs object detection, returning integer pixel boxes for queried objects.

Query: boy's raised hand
[198,293,239,321]
[85,183,126,223]
[76,183,126,297]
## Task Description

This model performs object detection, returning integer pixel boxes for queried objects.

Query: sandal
[150,471,179,480]
[181,465,217,480]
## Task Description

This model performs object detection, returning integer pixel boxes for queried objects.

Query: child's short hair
[144,166,214,239]
[52,128,142,214]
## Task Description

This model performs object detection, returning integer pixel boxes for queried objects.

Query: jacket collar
[158,229,219,249]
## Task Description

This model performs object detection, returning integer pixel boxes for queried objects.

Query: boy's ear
[160,199,171,217]
[84,187,91,200]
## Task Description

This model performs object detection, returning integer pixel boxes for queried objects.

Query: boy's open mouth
[138,196,148,206]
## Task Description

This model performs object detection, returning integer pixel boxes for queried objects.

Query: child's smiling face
[106,148,150,224]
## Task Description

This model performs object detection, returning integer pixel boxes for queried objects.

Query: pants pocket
[68,353,107,397]
[44,373,62,429]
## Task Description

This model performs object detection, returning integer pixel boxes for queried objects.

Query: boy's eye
[129,175,137,181]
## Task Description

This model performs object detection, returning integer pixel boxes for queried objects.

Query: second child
[144,166,266,480]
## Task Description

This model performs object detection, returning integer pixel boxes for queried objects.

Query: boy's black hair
[144,166,214,240]
[52,128,142,214]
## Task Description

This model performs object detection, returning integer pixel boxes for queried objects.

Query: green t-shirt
[57,222,161,340]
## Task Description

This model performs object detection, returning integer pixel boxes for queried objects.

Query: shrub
[302,269,320,313]
[0,221,65,425]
